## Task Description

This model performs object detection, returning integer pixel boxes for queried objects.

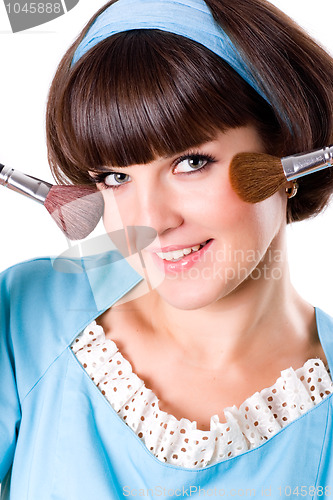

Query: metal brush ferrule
[0,164,52,204]
[282,145,333,181]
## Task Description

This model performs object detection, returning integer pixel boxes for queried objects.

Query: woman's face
[97,125,288,310]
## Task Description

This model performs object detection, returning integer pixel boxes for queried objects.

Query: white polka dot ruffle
[71,321,333,469]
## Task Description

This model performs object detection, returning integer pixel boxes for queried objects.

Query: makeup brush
[0,163,104,240]
[229,145,333,203]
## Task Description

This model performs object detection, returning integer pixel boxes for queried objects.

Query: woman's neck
[146,248,316,371]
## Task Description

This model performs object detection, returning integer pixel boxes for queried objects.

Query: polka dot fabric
[71,322,333,469]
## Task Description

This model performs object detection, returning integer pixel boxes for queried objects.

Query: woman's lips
[150,239,214,274]
[155,240,209,261]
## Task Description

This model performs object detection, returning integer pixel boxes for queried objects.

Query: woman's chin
[149,277,232,311]
[128,252,253,310]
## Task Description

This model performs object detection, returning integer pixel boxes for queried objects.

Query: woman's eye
[173,155,212,174]
[98,172,131,188]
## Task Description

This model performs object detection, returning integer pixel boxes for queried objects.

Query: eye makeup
[89,152,217,190]
[172,152,217,175]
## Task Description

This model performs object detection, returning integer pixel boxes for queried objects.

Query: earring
[285,181,298,199]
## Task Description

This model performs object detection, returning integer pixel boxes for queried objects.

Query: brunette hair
[46,0,333,223]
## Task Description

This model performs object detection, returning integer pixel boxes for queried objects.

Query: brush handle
[282,145,333,180]
[0,164,52,204]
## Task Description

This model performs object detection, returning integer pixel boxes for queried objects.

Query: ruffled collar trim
[71,321,333,469]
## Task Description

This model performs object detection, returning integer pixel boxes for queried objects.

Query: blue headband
[72,0,270,104]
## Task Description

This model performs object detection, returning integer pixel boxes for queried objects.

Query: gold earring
[285,181,298,199]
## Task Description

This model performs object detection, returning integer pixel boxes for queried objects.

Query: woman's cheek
[101,189,127,232]
[208,182,254,229]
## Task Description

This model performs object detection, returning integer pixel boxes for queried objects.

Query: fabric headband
[72,0,270,104]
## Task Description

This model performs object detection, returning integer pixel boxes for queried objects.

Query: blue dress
[0,252,333,499]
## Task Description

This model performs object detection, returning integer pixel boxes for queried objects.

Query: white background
[0,1,333,313]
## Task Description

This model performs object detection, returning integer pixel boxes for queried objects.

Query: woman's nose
[131,182,184,236]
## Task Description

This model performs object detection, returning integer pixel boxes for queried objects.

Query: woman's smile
[149,238,214,272]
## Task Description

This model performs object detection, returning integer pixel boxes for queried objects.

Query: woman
[1,0,333,497]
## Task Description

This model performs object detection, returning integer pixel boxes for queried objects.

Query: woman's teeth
[156,241,207,261]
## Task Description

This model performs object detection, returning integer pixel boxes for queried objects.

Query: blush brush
[229,145,333,203]
[0,163,104,240]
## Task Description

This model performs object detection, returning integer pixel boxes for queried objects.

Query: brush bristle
[44,185,104,240]
[229,152,287,203]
